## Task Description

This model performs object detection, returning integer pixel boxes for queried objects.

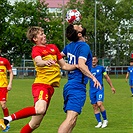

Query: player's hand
[75,64,79,68]
[7,85,12,91]
[111,87,116,94]
[44,59,55,66]
[93,78,102,89]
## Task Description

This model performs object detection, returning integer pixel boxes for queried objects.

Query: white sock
[4,116,12,122]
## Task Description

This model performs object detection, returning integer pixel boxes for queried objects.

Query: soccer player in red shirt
[0,54,13,132]
[0,26,77,133]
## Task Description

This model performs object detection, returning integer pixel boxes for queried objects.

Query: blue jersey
[90,65,106,92]
[62,41,92,85]
[127,66,133,80]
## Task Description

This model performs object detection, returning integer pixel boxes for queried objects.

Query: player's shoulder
[97,65,104,68]
[48,43,56,46]
[0,57,9,61]
[77,41,91,51]
[47,44,59,49]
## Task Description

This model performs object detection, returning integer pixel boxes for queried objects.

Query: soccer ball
[66,9,81,24]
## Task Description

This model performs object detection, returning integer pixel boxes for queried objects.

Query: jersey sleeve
[5,59,11,70]
[78,43,91,60]
[102,66,107,75]
[31,46,41,59]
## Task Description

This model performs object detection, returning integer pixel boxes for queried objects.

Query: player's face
[33,30,47,45]
[130,62,133,66]
[73,25,86,36]
[74,25,83,32]
[92,57,98,67]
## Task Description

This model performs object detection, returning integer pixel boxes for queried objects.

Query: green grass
[0,78,133,133]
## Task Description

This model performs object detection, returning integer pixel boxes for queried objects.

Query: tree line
[0,0,133,66]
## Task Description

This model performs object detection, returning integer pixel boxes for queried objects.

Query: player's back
[63,41,92,85]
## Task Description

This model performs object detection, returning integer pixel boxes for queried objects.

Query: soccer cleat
[0,119,6,130]
[2,124,10,132]
[95,122,102,128]
[101,120,108,128]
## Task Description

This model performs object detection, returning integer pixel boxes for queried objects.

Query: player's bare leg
[58,110,78,133]
[20,100,47,132]
[20,115,44,133]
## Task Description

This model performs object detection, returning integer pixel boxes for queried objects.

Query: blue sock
[101,110,107,120]
[131,88,133,94]
[95,113,101,122]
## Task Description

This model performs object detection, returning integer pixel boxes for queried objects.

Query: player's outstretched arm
[34,56,56,67]
[58,58,77,71]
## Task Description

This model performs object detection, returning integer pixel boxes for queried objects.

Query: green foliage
[0,0,133,66]
[0,0,12,49]
[79,0,133,65]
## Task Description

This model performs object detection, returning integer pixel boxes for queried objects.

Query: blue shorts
[63,83,86,114]
[89,88,104,104]
[129,80,133,86]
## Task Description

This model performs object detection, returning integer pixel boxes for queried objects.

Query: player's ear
[33,37,37,42]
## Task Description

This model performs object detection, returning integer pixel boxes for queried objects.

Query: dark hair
[66,24,79,42]
[130,58,133,62]
[93,55,98,58]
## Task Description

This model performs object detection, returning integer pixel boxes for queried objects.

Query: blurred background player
[0,51,13,132]
[0,26,77,133]
[89,56,115,128]
[58,24,101,133]
[125,59,133,97]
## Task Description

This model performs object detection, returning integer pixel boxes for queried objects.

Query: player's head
[26,26,46,44]
[92,55,98,67]
[130,59,133,66]
[66,24,86,42]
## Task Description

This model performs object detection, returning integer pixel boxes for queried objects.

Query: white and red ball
[66,9,81,24]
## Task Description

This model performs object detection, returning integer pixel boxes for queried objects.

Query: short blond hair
[26,26,44,43]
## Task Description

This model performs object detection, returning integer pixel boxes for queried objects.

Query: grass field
[0,77,133,133]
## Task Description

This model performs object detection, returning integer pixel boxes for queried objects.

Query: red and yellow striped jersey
[32,44,62,87]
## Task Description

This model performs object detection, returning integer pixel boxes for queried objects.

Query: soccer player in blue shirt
[58,24,101,133]
[89,56,115,128]
[125,59,133,97]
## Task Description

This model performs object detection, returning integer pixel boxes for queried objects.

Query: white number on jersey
[67,53,76,64]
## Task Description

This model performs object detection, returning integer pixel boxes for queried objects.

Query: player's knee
[0,102,6,109]
[97,103,102,108]
[36,107,46,115]
[92,104,98,110]
[31,123,40,129]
